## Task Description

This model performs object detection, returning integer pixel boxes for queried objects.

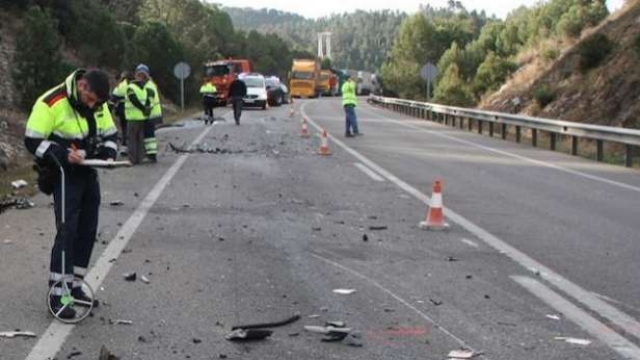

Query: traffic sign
[173,62,191,80]
[420,63,438,81]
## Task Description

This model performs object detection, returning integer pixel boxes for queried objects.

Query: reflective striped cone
[318,129,332,156]
[300,118,310,138]
[419,180,450,230]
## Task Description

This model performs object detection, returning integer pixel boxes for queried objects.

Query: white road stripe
[311,252,485,357]
[354,162,385,182]
[359,104,640,194]
[461,238,479,248]
[300,102,640,349]
[512,276,640,359]
[24,115,224,360]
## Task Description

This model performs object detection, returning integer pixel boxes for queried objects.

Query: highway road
[1,97,640,359]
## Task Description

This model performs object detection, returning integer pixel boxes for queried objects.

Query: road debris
[66,350,82,359]
[110,319,133,325]
[545,314,561,320]
[231,313,301,331]
[192,338,202,344]
[554,337,591,345]
[0,331,37,338]
[123,272,137,281]
[109,201,124,207]
[14,198,35,209]
[333,289,356,295]
[141,275,150,284]
[308,314,320,319]
[3,239,12,244]
[447,349,478,359]
[344,333,364,347]
[362,234,368,242]
[137,335,147,343]
[99,345,120,360]
[11,179,28,189]
[225,329,272,341]
[446,256,459,262]
[368,225,388,231]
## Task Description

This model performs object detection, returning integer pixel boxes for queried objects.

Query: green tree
[472,52,516,96]
[13,7,64,110]
[433,64,475,106]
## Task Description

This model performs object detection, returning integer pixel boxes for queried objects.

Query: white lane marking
[461,238,479,248]
[24,115,225,360]
[310,252,485,357]
[358,104,640,194]
[300,102,640,346]
[512,276,640,359]
[354,162,385,182]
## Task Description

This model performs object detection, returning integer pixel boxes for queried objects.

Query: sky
[212,0,626,20]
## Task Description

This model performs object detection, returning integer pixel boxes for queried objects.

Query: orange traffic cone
[318,129,332,156]
[419,180,450,230]
[300,118,310,138]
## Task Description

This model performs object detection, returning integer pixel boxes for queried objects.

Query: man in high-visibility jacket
[24,69,118,319]
[200,77,217,125]
[110,71,132,148]
[125,65,154,165]
[134,64,160,163]
[341,75,362,137]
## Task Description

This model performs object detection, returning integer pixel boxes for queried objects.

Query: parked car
[239,73,268,110]
[265,77,288,106]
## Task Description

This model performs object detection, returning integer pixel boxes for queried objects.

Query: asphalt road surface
[1,98,640,360]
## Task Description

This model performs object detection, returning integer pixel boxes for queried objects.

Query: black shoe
[345,133,354,138]
[147,155,157,163]
[71,288,99,308]
[49,295,77,319]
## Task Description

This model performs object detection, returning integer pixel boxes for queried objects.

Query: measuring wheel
[47,277,95,323]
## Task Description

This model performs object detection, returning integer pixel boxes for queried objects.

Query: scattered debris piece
[554,337,591,345]
[0,331,37,338]
[446,256,459,262]
[231,313,301,331]
[225,329,272,341]
[368,225,388,231]
[383,308,395,313]
[308,314,320,319]
[429,298,443,306]
[362,234,368,242]
[122,248,133,254]
[112,319,133,325]
[66,351,82,359]
[288,332,300,337]
[141,275,150,284]
[137,336,147,343]
[545,314,561,320]
[344,333,364,347]
[192,338,202,344]
[123,272,136,281]
[447,349,477,359]
[326,321,346,328]
[304,325,352,335]
[99,346,120,360]
[11,180,28,189]
[109,201,124,207]
[333,289,356,295]
[312,227,322,231]
[484,294,491,299]
[2,239,12,244]
[367,215,378,220]
[320,307,329,312]
[15,198,35,209]
[465,275,473,279]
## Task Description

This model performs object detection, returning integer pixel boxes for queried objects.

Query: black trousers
[231,97,243,123]
[203,96,215,118]
[50,168,100,292]
[115,103,127,145]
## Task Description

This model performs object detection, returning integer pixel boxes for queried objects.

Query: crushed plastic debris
[11,179,28,189]
[231,314,301,331]
[99,345,120,360]
[447,349,477,359]
[109,201,124,207]
[123,272,137,281]
[554,337,591,345]
[140,275,150,284]
[110,319,133,325]
[333,289,356,295]
[546,314,561,320]
[225,329,272,341]
[446,256,459,262]
[368,225,388,231]
[2,239,12,244]
[0,331,37,338]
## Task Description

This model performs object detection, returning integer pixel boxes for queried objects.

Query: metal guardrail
[369,95,640,167]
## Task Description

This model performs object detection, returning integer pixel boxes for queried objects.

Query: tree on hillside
[13,7,64,110]
[433,64,475,106]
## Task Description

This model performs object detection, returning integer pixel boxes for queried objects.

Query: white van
[239,73,268,110]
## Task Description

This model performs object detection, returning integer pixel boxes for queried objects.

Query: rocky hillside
[481,0,640,128]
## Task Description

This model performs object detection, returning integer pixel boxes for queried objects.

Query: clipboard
[79,159,132,168]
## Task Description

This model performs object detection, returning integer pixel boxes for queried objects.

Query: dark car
[266,77,288,107]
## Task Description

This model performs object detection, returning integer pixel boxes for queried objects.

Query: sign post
[173,62,191,111]
[420,62,438,102]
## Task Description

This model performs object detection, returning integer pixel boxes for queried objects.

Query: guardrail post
[516,126,521,143]
[532,129,538,147]
[550,133,556,151]
[445,114,449,126]
[571,136,578,155]
[489,122,494,137]
[460,117,464,129]
[625,145,633,167]
[452,116,456,127]
[468,118,473,131]
[597,140,604,162]
[502,124,507,140]
[478,120,483,134]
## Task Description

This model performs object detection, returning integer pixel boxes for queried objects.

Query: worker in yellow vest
[125,65,153,165]
[110,71,132,149]
[341,75,362,137]
[200,76,217,125]
[135,64,160,163]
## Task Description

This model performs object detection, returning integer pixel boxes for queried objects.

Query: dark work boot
[72,288,99,308]
[49,295,77,319]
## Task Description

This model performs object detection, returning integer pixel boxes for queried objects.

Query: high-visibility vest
[341,80,357,106]
[25,69,118,158]
[125,81,151,122]
[200,83,217,96]
[148,80,162,120]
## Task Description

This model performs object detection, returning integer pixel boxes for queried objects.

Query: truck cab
[289,59,320,98]
[204,59,251,106]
